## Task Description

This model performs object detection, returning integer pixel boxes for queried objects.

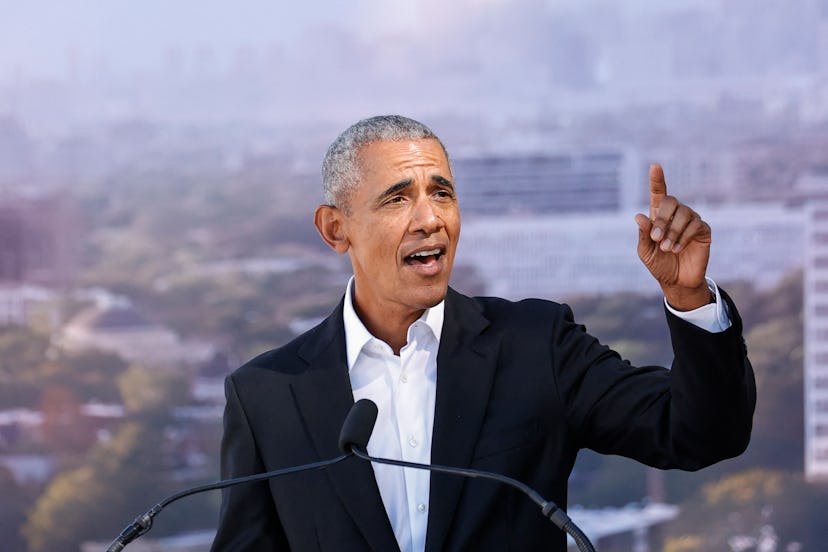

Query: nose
[409,197,442,235]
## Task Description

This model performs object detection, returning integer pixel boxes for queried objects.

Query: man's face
[340,138,460,319]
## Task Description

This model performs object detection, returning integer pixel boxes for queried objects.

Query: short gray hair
[322,115,450,211]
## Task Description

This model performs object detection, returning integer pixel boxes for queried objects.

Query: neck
[354,302,422,355]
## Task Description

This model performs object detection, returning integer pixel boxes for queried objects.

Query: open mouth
[405,248,444,265]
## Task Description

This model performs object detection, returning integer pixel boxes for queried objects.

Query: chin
[413,284,449,309]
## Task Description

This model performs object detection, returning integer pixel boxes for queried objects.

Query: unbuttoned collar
[342,276,445,371]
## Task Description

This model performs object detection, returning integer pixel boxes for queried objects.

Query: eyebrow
[377,179,413,200]
[376,175,455,201]
[433,175,455,190]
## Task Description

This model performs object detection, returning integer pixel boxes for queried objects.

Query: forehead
[356,138,450,177]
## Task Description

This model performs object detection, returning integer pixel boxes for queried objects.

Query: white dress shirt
[344,278,442,552]
[342,276,729,552]
[663,277,731,332]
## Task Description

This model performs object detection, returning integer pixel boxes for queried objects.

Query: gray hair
[322,115,450,211]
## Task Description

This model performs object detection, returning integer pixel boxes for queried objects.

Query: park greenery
[0,154,822,550]
[2,266,815,550]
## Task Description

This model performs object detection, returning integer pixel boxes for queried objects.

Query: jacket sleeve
[211,375,291,551]
[554,288,756,470]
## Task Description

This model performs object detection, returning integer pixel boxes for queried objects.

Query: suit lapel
[290,301,400,552]
[425,289,500,552]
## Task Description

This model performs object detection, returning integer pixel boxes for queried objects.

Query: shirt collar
[342,276,444,371]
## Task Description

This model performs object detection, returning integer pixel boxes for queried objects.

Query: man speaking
[211,115,755,551]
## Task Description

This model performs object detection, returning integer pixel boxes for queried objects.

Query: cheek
[348,217,405,271]
[448,215,460,233]
[363,236,398,270]
[447,218,461,243]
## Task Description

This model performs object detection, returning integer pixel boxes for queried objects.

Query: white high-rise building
[454,149,638,216]
[457,204,804,301]
[805,200,828,482]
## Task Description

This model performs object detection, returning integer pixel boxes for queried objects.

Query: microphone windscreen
[338,399,378,454]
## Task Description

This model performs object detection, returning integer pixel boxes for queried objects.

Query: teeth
[410,249,441,258]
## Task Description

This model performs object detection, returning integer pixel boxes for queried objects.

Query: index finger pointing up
[649,163,668,219]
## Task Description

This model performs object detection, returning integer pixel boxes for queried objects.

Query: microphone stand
[350,446,596,552]
[108,399,595,551]
[105,454,350,552]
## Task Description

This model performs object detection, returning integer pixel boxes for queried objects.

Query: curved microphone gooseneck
[106,401,378,551]
[108,399,595,551]
[342,399,596,552]
[105,455,351,551]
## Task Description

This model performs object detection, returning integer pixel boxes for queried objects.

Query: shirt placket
[397,324,434,552]
[361,340,413,552]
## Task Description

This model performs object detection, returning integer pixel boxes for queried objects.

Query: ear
[314,205,349,254]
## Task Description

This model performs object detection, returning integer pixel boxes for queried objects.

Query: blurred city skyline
[3,0,827,137]
[1,0,722,81]
[2,2,828,549]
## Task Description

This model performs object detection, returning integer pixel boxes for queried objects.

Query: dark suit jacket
[212,287,755,551]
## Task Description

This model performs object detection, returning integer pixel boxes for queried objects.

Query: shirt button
[418,503,427,513]
[408,436,418,447]
[400,373,408,383]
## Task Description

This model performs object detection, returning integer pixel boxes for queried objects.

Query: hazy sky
[0,0,419,79]
[0,0,714,81]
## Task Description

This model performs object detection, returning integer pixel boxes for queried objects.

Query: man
[212,115,755,551]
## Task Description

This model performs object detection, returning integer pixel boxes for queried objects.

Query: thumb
[635,212,652,239]
[635,213,655,255]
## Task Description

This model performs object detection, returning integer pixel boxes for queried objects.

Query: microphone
[106,400,378,552]
[342,399,596,552]
[339,395,379,452]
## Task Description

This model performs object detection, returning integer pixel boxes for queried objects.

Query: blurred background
[1,0,827,550]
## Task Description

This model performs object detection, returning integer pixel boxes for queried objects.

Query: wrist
[663,282,713,311]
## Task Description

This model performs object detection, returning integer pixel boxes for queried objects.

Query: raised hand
[634,164,712,311]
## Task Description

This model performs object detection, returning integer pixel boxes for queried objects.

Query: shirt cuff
[663,277,732,333]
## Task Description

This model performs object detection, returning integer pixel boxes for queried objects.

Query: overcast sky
[0,0,413,79]
[0,0,714,81]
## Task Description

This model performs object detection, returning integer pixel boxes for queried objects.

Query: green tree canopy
[664,469,828,550]
[23,422,163,552]
[117,364,192,417]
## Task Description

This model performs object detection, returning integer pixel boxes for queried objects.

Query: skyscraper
[453,149,636,216]
[805,199,828,482]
